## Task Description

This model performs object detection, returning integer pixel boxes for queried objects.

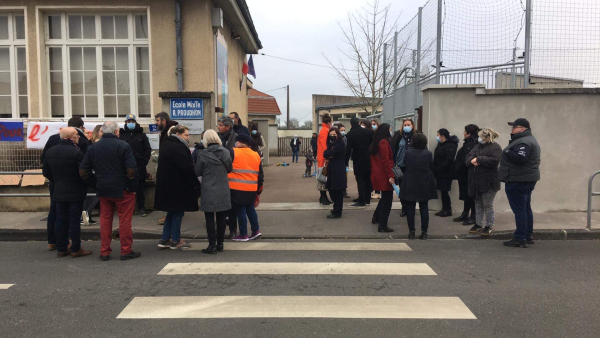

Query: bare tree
[301,120,313,130]
[325,1,400,115]
[281,118,300,130]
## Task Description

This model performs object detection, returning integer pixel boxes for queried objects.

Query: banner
[0,122,24,141]
[26,122,67,149]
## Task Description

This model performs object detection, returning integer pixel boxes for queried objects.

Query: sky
[247,0,423,125]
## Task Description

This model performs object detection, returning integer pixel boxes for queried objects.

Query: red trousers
[99,191,135,256]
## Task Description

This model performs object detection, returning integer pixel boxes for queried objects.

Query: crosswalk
[0,284,14,289]
[118,242,476,320]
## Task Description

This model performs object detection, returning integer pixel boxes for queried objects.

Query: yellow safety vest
[228,147,260,191]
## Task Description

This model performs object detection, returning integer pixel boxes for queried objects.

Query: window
[45,12,150,118]
[0,12,27,118]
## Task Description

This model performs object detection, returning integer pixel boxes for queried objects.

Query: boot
[319,196,331,205]
[462,214,476,225]
[453,211,469,222]
[419,232,428,240]
[439,209,452,217]
[202,245,217,254]
[378,226,394,233]
[408,231,416,240]
[435,210,445,216]
[400,209,407,217]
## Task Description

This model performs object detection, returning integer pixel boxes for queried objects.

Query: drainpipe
[175,0,183,91]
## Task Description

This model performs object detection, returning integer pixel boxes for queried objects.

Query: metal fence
[0,141,42,172]
[277,137,312,157]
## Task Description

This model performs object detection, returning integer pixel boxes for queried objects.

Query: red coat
[317,123,330,168]
[370,140,395,192]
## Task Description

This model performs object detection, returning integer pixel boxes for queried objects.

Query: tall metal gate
[277,137,312,157]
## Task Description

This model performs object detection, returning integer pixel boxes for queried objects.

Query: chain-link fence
[0,141,42,172]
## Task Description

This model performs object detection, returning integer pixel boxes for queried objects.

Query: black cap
[508,118,530,129]
[236,133,253,146]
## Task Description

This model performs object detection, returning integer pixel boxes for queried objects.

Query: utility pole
[286,85,290,129]
[435,0,442,84]
[524,0,532,88]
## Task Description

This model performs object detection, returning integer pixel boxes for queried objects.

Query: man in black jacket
[40,116,90,251]
[155,112,179,147]
[345,116,374,206]
[230,112,250,136]
[500,118,542,248]
[80,121,141,261]
[43,127,92,258]
[120,114,151,216]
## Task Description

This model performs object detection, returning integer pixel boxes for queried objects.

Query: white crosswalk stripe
[0,284,14,289]
[117,296,476,319]
[158,262,436,276]
[118,242,476,320]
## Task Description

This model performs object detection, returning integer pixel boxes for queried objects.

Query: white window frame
[0,11,27,119]
[44,11,149,119]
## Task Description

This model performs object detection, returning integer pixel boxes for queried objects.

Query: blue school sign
[170,98,204,119]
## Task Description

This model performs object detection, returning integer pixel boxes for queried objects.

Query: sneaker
[503,239,528,248]
[157,240,170,249]
[139,208,147,217]
[170,240,191,250]
[469,225,483,234]
[158,217,165,225]
[249,231,262,240]
[120,251,142,260]
[232,235,249,242]
[526,237,535,245]
[480,226,493,236]
[82,210,90,226]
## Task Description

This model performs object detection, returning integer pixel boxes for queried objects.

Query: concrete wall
[422,85,600,212]
[312,94,363,132]
[268,124,278,156]
[249,114,277,124]
[278,129,313,138]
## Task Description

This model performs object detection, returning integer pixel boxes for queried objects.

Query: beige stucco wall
[248,114,277,124]
[422,85,600,212]
[2,0,250,122]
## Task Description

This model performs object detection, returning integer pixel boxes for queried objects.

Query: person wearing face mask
[465,128,502,236]
[433,128,459,217]
[154,125,200,250]
[317,114,334,205]
[345,116,374,207]
[499,118,541,248]
[120,114,151,217]
[249,123,266,160]
[453,124,480,226]
[290,135,302,163]
[324,127,347,219]
[392,118,421,217]
[370,119,380,131]
[369,123,395,232]
[338,124,350,198]
[43,127,92,258]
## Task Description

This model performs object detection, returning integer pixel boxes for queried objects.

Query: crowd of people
[316,114,541,247]
[41,112,265,260]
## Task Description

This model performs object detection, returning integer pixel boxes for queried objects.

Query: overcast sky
[248,0,423,125]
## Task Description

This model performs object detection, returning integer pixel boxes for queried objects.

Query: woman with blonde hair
[465,128,502,236]
[91,125,103,143]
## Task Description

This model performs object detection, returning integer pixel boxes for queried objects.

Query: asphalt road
[1,239,599,337]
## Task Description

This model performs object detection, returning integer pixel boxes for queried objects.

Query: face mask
[403,126,412,133]
[436,136,441,143]
[478,137,484,144]
[127,123,136,130]
[390,131,393,137]
[252,130,257,135]
[372,125,377,130]
[329,136,337,142]
[341,131,346,136]
[361,125,366,128]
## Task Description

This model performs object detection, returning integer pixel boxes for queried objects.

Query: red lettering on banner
[28,124,40,142]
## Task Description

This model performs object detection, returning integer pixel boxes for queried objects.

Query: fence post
[435,0,443,84]
[383,43,387,95]
[416,6,423,114]
[393,31,398,119]
[524,0,532,88]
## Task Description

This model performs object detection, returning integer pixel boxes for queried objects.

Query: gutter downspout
[175,0,183,91]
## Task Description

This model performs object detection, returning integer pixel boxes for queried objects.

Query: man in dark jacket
[120,114,151,216]
[80,121,141,261]
[345,116,373,206]
[230,112,250,136]
[40,116,90,251]
[310,133,318,156]
[500,118,541,248]
[433,129,459,217]
[155,111,179,146]
[43,127,92,258]
[218,116,238,237]
[290,135,302,163]
[454,124,479,225]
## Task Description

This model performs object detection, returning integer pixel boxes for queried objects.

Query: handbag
[316,167,327,183]
[378,154,403,181]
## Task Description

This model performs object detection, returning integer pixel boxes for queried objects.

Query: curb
[1,228,600,242]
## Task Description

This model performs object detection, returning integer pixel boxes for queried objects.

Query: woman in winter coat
[433,128,459,217]
[453,124,480,225]
[154,125,200,250]
[465,128,502,236]
[324,127,347,219]
[195,129,233,254]
[400,133,438,240]
[370,123,395,233]
[392,118,421,217]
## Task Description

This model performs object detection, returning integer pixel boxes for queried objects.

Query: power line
[258,53,357,72]
[262,86,287,93]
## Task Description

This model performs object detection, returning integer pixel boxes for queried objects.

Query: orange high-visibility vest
[228,147,261,191]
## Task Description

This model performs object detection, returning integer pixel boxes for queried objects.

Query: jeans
[136,177,146,210]
[162,211,184,242]
[505,182,536,240]
[234,202,259,236]
[440,191,451,211]
[405,200,430,233]
[329,189,344,216]
[475,189,497,227]
[99,191,135,256]
[292,150,299,163]
[373,191,393,228]
[47,183,57,245]
[204,211,227,246]
[55,200,84,253]
[355,172,372,205]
